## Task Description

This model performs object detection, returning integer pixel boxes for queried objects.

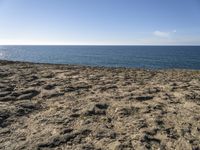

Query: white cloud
[153,31,170,38]
[153,30,177,38]
[173,30,177,33]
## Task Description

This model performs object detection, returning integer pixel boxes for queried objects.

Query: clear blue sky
[0,0,200,45]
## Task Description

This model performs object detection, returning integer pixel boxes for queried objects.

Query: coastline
[1,59,199,71]
[0,60,200,149]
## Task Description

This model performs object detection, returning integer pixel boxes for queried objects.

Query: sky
[0,0,200,45]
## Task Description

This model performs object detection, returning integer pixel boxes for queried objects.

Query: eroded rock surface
[0,60,200,150]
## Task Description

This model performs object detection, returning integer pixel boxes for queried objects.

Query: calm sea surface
[0,46,200,69]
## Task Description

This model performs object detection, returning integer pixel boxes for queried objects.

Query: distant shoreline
[0,59,200,71]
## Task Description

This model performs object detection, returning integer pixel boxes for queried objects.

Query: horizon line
[1,44,200,46]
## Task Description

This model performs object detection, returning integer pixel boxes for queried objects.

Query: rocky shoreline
[0,60,200,149]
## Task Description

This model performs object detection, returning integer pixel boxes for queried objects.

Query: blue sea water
[0,45,200,69]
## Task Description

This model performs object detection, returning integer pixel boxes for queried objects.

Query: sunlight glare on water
[0,52,4,59]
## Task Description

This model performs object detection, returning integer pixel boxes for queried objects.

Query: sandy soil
[0,60,200,150]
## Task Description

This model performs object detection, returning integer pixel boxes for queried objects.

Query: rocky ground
[0,60,200,150]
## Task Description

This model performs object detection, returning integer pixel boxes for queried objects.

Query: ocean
[0,45,200,69]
